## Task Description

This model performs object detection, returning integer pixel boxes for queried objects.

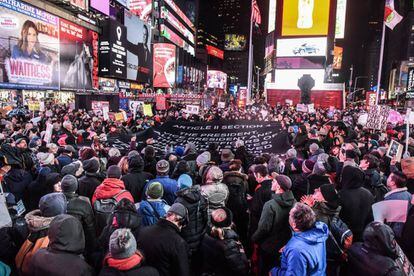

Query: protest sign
[387,140,404,162]
[43,123,53,144]
[114,113,124,122]
[185,105,200,115]
[366,105,391,131]
[218,102,226,109]
[372,200,408,223]
[103,106,109,121]
[296,104,308,113]
[143,104,153,116]
[307,104,315,113]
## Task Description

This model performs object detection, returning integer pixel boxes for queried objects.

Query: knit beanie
[61,175,78,193]
[146,182,164,199]
[196,151,211,166]
[107,165,122,179]
[61,162,79,177]
[39,193,67,217]
[204,166,223,184]
[83,158,100,173]
[37,152,55,166]
[302,160,315,174]
[211,207,233,228]
[275,175,292,191]
[178,174,193,190]
[320,184,339,209]
[109,228,137,259]
[156,160,170,174]
[286,148,297,159]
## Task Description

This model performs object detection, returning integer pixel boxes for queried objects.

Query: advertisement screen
[130,0,152,22]
[99,19,127,79]
[225,34,247,51]
[161,6,194,44]
[164,0,194,30]
[0,0,60,90]
[268,0,277,33]
[265,32,275,58]
[91,0,110,15]
[274,69,325,89]
[153,43,176,88]
[115,0,130,8]
[160,24,194,56]
[59,19,98,90]
[276,57,325,69]
[206,45,224,60]
[333,46,343,70]
[276,37,327,57]
[70,0,88,11]
[124,11,152,83]
[335,0,347,39]
[281,0,331,37]
[207,70,227,90]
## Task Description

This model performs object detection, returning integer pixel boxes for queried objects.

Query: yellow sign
[143,104,153,117]
[28,102,40,111]
[114,113,124,122]
[282,0,331,37]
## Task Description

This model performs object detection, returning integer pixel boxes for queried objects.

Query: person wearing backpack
[92,165,134,234]
[252,175,296,276]
[138,182,170,227]
[301,184,353,276]
[360,154,388,202]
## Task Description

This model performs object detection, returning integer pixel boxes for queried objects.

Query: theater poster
[0,0,60,90]
[153,43,176,88]
[59,19,98,91]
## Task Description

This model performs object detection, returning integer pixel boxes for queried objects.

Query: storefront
[22,91,75,105]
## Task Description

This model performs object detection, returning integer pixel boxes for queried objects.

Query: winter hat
[211,207,233,228]
[29,137,41,149]
[196,151,211,166]
[319,184,339,209]
[204,166,223,184]
[63,145,76,155]
[47,143,59,152]
[61,175,78,193]
[275,175,292,191]
[39,193,67,217]
[309,143,319,154]
[108,148,121,158]
[83,158,100,173]
[109,228,137,259]
[79,147,97,161]
[146,182,164,199]
[378,147,387,156]
[184,142,196,154]
[107,165,122,179]
[175,146,185,157]
[313,161,327,175]
[286,148,297,159]
[302,159,315,174]
[45,173,62,189]
[178,174,193,190]
[72,161,84,177]
[37,152,55,166]
[168,202,187,218]
[156,160,170,174]
[345,150,357,159]
[127,150,140,159]
[61,162,80,177]
[221,149,235,162]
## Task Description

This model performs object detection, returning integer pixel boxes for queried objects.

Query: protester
[146,160,178,205]
[200,165,229,216]
[138,182,169,226]
[78,157,105,201]
[121,153,151,202]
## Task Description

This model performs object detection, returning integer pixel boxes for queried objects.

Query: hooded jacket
[249,179,273,237]
[78,171,105,202]
[270,222,329,276]
[4,168,32,201]
[252,190,296,254]
[92,178,134,205]
[146,176,178,205]
[138,199,169,227]
[121,155,150,202]
[175,185,208,255]
[29,215,94,276]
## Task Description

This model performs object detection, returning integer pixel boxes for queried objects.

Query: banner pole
[247,0,254,104]
[375,22,386,105]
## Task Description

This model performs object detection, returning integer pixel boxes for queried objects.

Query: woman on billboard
[12,20,48,63]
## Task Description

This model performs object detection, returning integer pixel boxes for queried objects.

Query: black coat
[307,174,331,194]
[121,155,150,202]
[78,172,105,202]
[4,168,32,201]
[137,219,190,276]
[99,261,159,276]
[174,185,208,255]
[249,179,273,238]
[29,215,94,276]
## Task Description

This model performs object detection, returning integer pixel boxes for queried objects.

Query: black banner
[136,121,291,155]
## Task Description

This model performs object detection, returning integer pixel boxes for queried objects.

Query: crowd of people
[0,100,413,276]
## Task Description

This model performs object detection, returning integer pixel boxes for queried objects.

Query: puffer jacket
[145,176,178,205]
[200,182,229,215]
[121,155,150,202]
[175,185,208,255]
[138,199,170,226]
[92,178,134,205]
[29,215,94,276]
[345,222,403,276]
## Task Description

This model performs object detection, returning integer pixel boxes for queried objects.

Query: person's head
[211,207,233,229]
[387,171,407,190]
[37,152,55,166]
[118,156,129,175]
[108,148,121,158]
[309,143,319,155]
[18,20,40,53]
[61,161,82,177]
[156,160,170,176]
[15,138,27,149]
[45,173,62,192]
[166,203,188,230]
[221,149,234,163]
[82,157,100,173]
[48,214,85,254]
[196,151,211,167]
[203,166,223,185]
[107,165,122,179]
[286,148,297,159]
[359,154,379,170]
[362,221,398,259]
[302,159,315,174]
[272,175,292,194]
[289,203,316,232]
[146,181,164,199]
[62,120,73,131]
[144,145,155,158]
[313,184,339,209]
[142,24,149,44]
[109,228,137,259]
[61,175,78,194]
[39,193,67,218]
[229,159,242,172]
[254,164,268,182]
[178,174,193,190]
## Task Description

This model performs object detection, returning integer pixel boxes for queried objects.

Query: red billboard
[206,45,224,60]
[153,43,176,88]
[130,0,152,22]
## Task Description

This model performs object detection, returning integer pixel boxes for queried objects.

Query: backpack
[93,190,127,234]
[223,236,249,275]
[15,236,49,275]
[326,216,353,261]
[226,181,248,214]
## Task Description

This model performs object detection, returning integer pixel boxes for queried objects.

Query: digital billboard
[268,0,277,33]
[335,0,347,39]
[164,0,194,30]
[206,45,224,60]
[276,37,327,57]
[124,11,152,83]
[91,0,110,15]
[333,46,343,70]
[274,69,325,89]
[130,0,152,22]
[276,57,325,69]
[207,70,227,90]
[225,34,247,51]
[281,0,331,37]
[160,24,194,56]
[160,6,194,44]
[115,0,130,8]
[153,43,176,88]
[0,0,60,90]
[265,32,275,58]
[70,0,88,11]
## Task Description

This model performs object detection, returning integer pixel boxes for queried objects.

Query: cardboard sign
[185,105,200,115]
[308,104,315,113]
[43,123,53,143]
[114,113,124,122]
[28,101,40,111]
[285,99,293,106]
[218,102,226,109]
[103,106,109,121]
[373,200,408,223]
[366,105,390,131]
[143,104,153,116]
[387,140,404,162]
[296,104,308,113]
[156,95,168,110]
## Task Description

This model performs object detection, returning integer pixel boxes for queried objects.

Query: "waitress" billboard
[153,43,176,88]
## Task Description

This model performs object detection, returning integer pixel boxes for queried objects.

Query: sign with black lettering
[406,67,414,99]
[366,105,390,131]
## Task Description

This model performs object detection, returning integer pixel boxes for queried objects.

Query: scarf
[105,252,143,271]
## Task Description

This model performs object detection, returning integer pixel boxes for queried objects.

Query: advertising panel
[59,19,98,90]
[70,0,88,11]
[160,24,194,56]
[0,0,60,90]
[335,0,347,39]
[225,34,247,51]
[406,67,414,99]
[90,0,110,15]
[281,0,331,37]
[99,19,127,79]
[265,32,275,58]
[333,46,343,70]
[207,70,227,90]
[268,0,277,33]
[276,37,327,57]
[99,77,118,92]
[161,6,194,44]
[124,11,151,83]
[130,0,152,22]
[164,0,194,30]
[206,45,224,60]
[274,69,325,89]
[276,57,325,69]
[115,0,130,8]
[153,43,176,88]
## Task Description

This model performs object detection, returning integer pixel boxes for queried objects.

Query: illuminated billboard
[268,0,277,33]
[207,70,227,90]
[274,69,325,89]
[333,46,343,70]
[130,0,152,23]
[161,6,194,44]
[276,37,327,57]
[276,57,325,69]
[206,45,224,60]
[153,43,176,88]
[164,0,194,31]
[160,24,194,56]
[281,0,331,37]
[335,0,347,38]
[225,34,247,51]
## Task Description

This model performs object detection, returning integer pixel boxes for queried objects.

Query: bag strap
[147,200,161,219]
[113,190,127,201]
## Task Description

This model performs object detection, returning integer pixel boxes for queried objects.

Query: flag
[384,0,403,30]
[252,0,261,25]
